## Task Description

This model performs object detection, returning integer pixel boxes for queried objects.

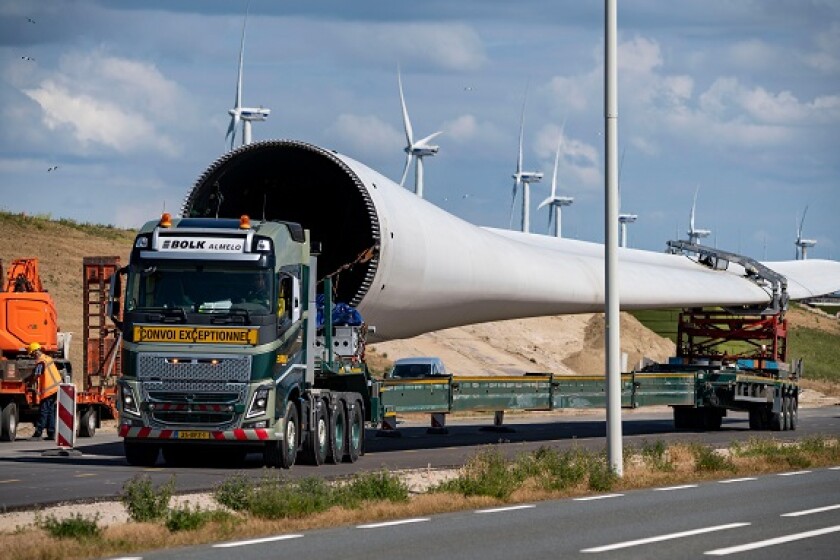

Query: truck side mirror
[107,267,127,330]
[291,276,301,323]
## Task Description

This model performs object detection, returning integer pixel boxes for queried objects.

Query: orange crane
[0,257,121,441]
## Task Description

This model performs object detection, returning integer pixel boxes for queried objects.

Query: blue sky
[1,0,838,260]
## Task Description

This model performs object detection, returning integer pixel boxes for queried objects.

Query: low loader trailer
[109,216,801,468]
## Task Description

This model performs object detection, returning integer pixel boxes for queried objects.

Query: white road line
[829,466,840,471]
[718,477,757,484]
[778,470,812,477]
[476,504,536,514]
[653,484,699,491]
[781,504,840,517]
[357,518,430,529]
[213,534,303,548]
[574,494,624,501]
[705,525,840,555]
[0,479,21,484]
[581,522,750,553]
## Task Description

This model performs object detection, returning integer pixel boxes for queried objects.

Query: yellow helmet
[27,342,41,354]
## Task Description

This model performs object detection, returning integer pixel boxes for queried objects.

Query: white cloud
[327,113,403,157]
[619,36,663,75]
[19,50,185,156]
[334,22,487,71]
[805,22,840,72]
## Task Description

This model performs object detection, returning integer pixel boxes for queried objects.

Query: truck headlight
[246,385,272,418]
[120,384,141,416]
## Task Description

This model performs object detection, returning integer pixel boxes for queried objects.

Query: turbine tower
[538,130,573,238]
[398,69,442,198]
[687,186,711,245]
[795,206,817,260]
[225,5,270,150]
[618,214,637,248]
[509,95,543,232]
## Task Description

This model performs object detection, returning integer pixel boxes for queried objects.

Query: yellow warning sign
[133,325,258,345]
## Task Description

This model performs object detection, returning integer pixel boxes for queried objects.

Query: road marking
[476,504,536,514]
[582,522,749,553]
[213,534,303,548]
[0,479,21,484]
[718,477,757,484]
[74,473,97,478]
[358,518,429,529]
[705,525,840,555]
[777,470,811,477]
[653,484,699,491]
[829,466,840,471]
[574,494,624,501]
[781,504,840,517]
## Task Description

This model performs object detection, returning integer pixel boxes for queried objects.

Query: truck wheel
[1,402,18,442]
[124,441,159,466]
[327,400,346,465]
[265,401,299,469]
[345,400,364,463]
[769,404,784,432]
[78,408,97,438]
[304,401,328,466]
[788,397,798,431]
[782,396,792,431]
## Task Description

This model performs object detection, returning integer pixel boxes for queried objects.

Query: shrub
[215,474,253,511]
[434,448,521,499]
[245,476,335,519]
[165,504,232,532]
[337,470,409,507]
[121,475,175,522]
[37,512,101,540]
[691,444,735,472]
[587,456,618,492]
[517,447,587,491]
[641,440,674,472]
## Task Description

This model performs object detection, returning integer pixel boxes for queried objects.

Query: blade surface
[398,69,414,146]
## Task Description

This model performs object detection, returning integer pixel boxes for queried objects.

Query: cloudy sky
[1,0,838,260]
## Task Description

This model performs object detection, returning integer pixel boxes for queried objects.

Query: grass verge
[2,437,838,559]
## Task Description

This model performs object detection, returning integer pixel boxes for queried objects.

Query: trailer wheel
[345,400,363,463]
[78,408,97,438]
[788,396,798,431]
[265,401,299,469]
[327,400,346,465]
[782,396,792,431]
[1,402,18,442]
[769,404,784,432]
[303,400,328,466]
[124,441,159,466]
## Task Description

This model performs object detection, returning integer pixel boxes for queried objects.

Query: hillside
[2,211,837,398]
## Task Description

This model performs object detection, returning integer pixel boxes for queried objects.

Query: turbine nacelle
[519,171,543,184]
[240,107,271,121]
[619,214,638,224]
[538,195,574,210]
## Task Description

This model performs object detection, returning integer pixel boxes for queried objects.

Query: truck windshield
[126,264,274,315]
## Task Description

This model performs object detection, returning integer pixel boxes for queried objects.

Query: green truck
[111,214,799,468]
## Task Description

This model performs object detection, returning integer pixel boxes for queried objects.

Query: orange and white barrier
[56,383,76,448]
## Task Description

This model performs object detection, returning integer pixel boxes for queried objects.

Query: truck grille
[137,353,251,427]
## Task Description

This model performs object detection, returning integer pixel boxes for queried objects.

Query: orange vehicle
[0,257,121,441]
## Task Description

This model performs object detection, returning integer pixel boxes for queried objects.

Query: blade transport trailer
[111,217,800,468]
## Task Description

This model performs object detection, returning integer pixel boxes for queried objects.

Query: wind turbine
[509,94,543,232]
[398,69,442,198]
[538,127,573,238]
[687,186,711,245]
[225,5,270,151]
[617,148,636,248]
[795,206,817,260]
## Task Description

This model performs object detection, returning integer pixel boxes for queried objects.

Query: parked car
[388,356,449,378]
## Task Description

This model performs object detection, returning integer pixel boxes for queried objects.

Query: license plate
[176,431,210,440]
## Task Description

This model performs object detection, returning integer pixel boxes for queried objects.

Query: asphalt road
[118,464,840,560]
[0,406,838,510]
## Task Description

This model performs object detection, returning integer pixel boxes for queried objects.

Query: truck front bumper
[118,424,280,441]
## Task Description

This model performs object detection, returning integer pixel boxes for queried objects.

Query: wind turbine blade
[547,207,554,232]
[225,116,236,149]
[234,3,249,110]
[798,205,809,237]
[508,180,519,229]
[690,186,699,232]
[399,153,412,187]
[417,130,443,146]
[551,123,564,199]
[516,99,526,175]
[398,68,414,146]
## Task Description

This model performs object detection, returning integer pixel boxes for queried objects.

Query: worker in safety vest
[28,342,62,439]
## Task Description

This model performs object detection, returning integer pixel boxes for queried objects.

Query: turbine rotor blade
[399,153,412,187]
[417,130,443,147]
[398,69,414,146]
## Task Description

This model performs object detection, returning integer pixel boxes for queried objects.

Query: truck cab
[114,213,324,467]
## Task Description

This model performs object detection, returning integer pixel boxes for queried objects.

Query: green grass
[0,210,134,240]
[36,513,101,540]
[788,326,840,382]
